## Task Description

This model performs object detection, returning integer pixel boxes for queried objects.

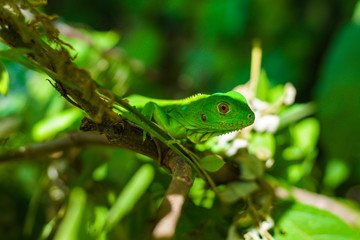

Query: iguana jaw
[186,119,254,143]
[185,118,254,132]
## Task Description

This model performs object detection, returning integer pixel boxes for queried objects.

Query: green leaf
[199,154,225,172]
[323,158,350,189]
[282,146,304,161]
[92,30,121,50]
[293,118,320,153]
[287,164,305,183]
[316,23,360,161]
[32,108,83,141]
[236,153,264,180]
[273,201,360,240]
[0,48,38,72]
[102,164,154,233]
[54,188,87,240]
[256,70,270,101]
[93,163,108,181]
[353,0,360,24]
[0,61,9,96]
[176,203,227,238]
[189,177,215,208]
[278,103,317,130]
[89,206,108,238]
[268,84,285,104]
[0,48,33,58]
[220,181,258,203]
[249,132,276,158]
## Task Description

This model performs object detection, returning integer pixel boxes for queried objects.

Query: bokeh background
[45,0,360,199]
[1,0,360,239]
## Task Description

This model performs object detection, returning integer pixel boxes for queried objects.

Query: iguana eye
[218,103,229,113]
[247,114,252,119]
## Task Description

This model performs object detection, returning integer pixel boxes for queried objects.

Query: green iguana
[122,91,255,143]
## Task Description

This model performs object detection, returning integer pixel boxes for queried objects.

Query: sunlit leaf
[0,92,27,118]
[323,158,349,190]
[199,154,225,172]
[54,187,87,240]
[0,61,9,96]
[282,146,303,161]
[189,177,215,208]
[103,164,154,233]
[293,118,320,153]
[256,70,270,101]
[353,0,360,24]
[32,108,83,141]
[268,84,285,104]
[93,163,108,181]
[249,132,276,159]
[27,72,56,103]
[89,206,108,239]
[273,201,360,240]
[92,30,121,50]
[287,164,304,183]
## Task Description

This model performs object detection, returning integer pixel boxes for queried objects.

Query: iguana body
[123,91,255,143]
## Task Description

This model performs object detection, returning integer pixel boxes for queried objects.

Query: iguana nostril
[201,113,207,122]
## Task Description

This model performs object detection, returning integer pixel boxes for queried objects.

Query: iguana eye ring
[218,103,229,113]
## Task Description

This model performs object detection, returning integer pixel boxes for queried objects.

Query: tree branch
[80,117,169,165]
[152,150,193,240]
[0,132,110,162]
[0,118,172,166]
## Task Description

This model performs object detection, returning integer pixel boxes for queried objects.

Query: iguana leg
[140,102,156,141]
[142,102,187,142]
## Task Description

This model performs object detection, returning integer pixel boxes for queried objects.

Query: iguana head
[177,91,255,142]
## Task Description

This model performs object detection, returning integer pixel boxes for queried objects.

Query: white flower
[225,139,249,156]
[254,114,280,133]
[252,98,270,111]
[284,83,296,105]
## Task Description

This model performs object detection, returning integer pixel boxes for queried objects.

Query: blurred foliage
[272,201,360,240]
[1,0,360,239]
